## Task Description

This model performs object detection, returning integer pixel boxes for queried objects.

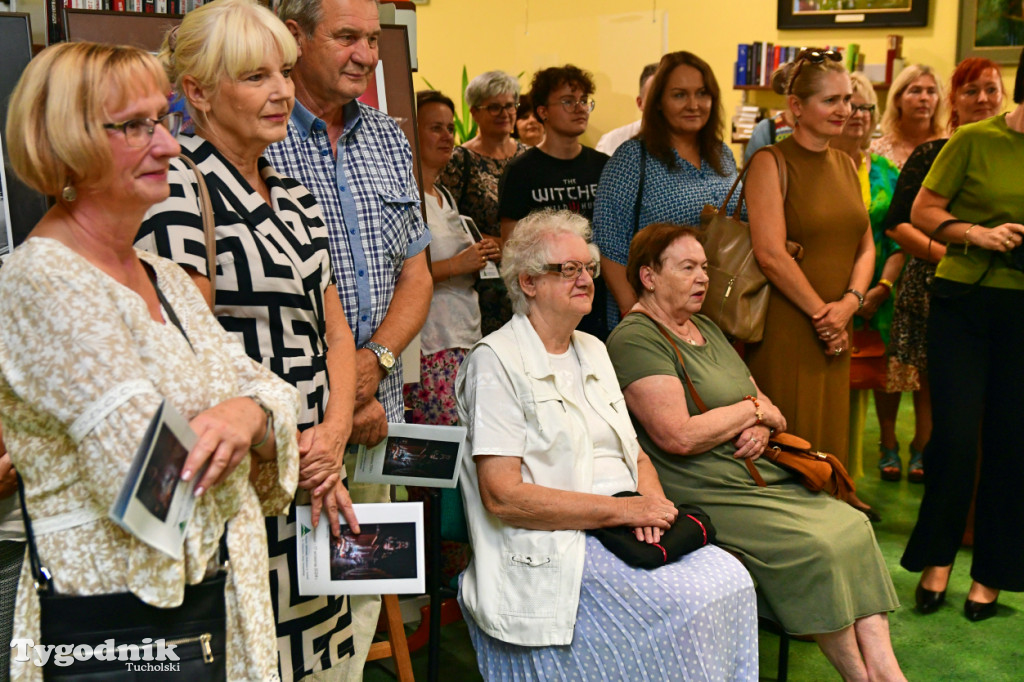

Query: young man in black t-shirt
[498,64,610,338]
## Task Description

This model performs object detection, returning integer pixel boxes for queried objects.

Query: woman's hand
[297,421,347,496]
[633,525,663,544]
[620,494,678,530]
[812,297,858,341]
[824,329,850,357]
[733,425,771,460]
[450,239,501,276]
[760,401,787,433]
[312,478,360,538]
[856,285,889,320]
[0,454,16,501]
[967,223,1024,252]
[184,397,267,497]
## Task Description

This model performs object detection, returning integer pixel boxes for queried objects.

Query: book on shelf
[735,42,806,87]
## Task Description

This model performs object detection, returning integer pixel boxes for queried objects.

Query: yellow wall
[413,0,970,152]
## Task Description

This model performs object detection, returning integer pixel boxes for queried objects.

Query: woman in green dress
[605,223,906,681]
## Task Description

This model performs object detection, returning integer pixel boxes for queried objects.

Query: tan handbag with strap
[699,145,802,343]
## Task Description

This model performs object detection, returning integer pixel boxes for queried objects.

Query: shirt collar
[510,313,598,382]
[290,99,364,141]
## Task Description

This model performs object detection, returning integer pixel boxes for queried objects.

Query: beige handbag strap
[176,154,217,310]
[719,144,789,220]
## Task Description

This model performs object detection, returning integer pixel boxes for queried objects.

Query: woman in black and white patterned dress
[137,2,360,680]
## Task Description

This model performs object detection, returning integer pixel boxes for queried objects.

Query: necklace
[679,320,699,346]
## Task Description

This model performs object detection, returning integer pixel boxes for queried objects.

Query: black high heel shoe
[964,598,998,622]
[915,583,946,614]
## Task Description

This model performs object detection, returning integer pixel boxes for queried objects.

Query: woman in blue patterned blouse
[593,51,741,332]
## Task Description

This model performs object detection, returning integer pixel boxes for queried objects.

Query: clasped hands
[812,295,858,356]
[620,494,678,545]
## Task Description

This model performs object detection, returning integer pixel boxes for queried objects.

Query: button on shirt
[266,99,430,421]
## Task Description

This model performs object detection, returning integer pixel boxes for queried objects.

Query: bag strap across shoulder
[627,310,708,413]
[633,141,648,234]
[717,144,788,220]
[177,154,217,310]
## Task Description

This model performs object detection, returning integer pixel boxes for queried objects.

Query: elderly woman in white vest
[454,209,758,681]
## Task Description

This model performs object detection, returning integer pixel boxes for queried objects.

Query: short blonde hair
[160,0,297,116]
[880,64,946,138]
[501,209,598,316]
[5,41,168,197]
[849,71,880,149]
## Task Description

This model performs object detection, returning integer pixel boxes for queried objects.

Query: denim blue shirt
[266,99,430,420]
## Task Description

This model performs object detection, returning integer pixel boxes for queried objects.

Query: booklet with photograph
[109,399,200,560]
[351,422,467,489]
[461,216,501,279]
[296,502,425,596]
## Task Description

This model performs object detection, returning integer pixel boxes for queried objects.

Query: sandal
[878,442,902,482]
[908,445,925,484]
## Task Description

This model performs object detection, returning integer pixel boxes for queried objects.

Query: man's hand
[349,398,387,446]
[354,348,384,405]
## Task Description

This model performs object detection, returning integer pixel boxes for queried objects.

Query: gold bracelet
[878,278,894,292]
[963,224,979,253]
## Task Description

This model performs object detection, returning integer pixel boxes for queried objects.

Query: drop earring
[61,184,77,202]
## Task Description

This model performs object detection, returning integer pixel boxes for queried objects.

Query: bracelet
[743,395,763,425]
[844,288,865,310]
[878,278,894,292]
[963,224,979,254]
[249,395,273,449]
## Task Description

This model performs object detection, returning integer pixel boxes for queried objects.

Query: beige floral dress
[0,239,300,681]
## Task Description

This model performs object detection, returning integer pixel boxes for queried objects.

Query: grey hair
[277,0,379,38]
[277,0,323,37]
[501,209,599,316]
[465,70,521,108]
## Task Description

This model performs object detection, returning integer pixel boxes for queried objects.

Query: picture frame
[777,1,929,30]
[957,0,1024,64]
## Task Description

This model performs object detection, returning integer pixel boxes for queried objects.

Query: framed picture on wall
[958,0,1024,64]
[778,1,929,30]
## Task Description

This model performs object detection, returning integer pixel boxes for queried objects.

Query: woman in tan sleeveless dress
[744,50,875,468]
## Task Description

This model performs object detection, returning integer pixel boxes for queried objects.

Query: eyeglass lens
[120,112,184,147]
[483,102,517,115]
[558,98,596,113]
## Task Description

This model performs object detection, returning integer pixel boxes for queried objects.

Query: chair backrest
[439,486,469,544]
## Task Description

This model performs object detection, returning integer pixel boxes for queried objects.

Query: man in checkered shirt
[268,0,432,676]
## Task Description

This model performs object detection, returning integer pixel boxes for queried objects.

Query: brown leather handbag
[745,432,857,503]
[699,145,802,343]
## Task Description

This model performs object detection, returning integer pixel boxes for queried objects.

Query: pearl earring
[61,184,77,202]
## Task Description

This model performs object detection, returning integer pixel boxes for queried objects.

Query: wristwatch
[364,341,396,377]
[844,288,865,310]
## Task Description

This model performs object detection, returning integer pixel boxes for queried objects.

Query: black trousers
[901,279,1024,591]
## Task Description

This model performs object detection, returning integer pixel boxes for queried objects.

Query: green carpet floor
[367,395,1024,681]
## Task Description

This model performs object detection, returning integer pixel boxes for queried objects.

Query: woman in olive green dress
[606,224,905,682]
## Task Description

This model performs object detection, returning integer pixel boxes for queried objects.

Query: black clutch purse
[587,491,716,570]
[16,474,228,681]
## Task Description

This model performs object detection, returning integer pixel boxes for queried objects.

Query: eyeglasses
[787,50,843,95]
[103,112,184,147]
[554,98,596,113]
[542,260,600,280]
[476,101,518,116]
[851,103,876,114]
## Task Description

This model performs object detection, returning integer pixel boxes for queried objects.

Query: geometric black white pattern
[137,135,353,681]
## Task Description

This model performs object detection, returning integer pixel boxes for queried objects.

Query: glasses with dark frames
[475,101,518,116]
[103,112,184,147]
[541,260,600,280]
[851,103,876,114]
[787,50,843,95]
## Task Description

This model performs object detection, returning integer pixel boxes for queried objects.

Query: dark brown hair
[416,89,455,115]
[530,64,595,120]
[626,223,703,297]
[640,51,725,175]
